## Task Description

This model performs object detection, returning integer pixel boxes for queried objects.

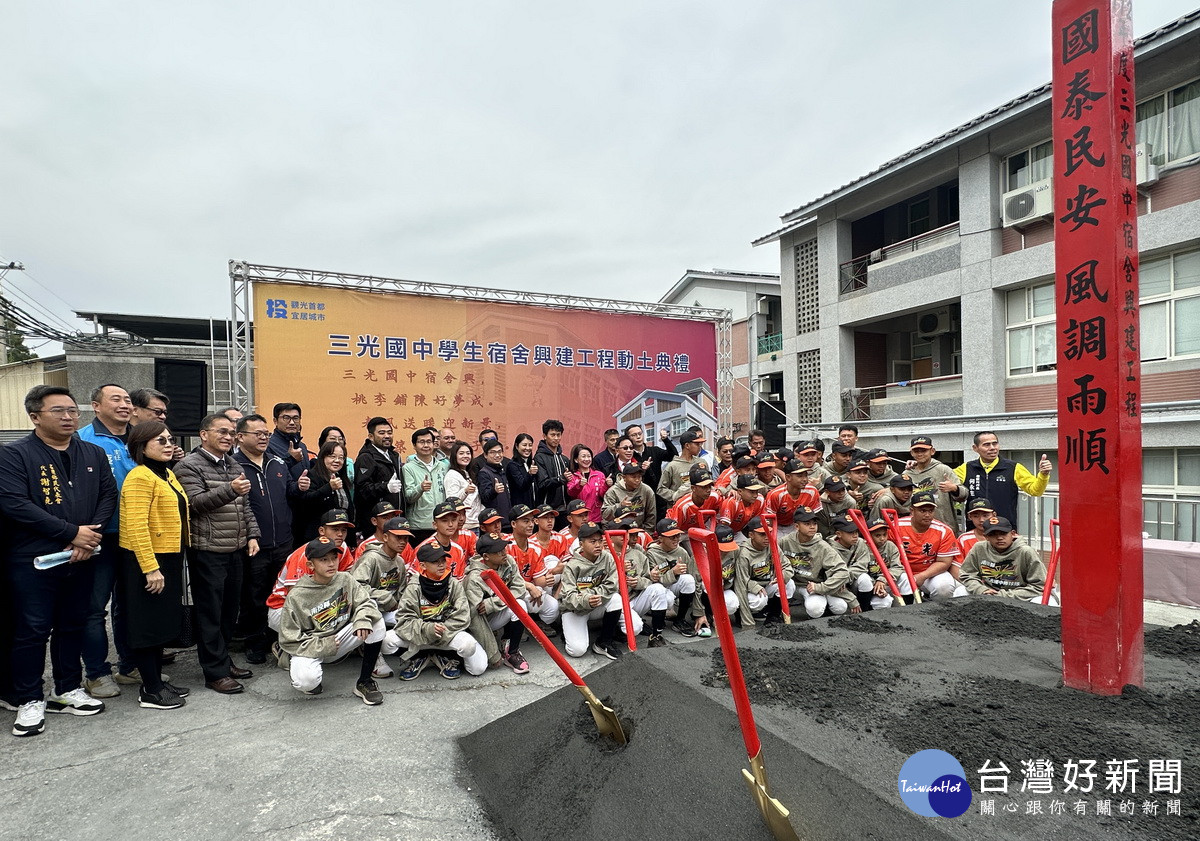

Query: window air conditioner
[757,379,773,395]
[768,392,782,402]
[869,248,884,264]
[1001,178,1054,228]
[917,307,954,339]
[1136,143,1159,186]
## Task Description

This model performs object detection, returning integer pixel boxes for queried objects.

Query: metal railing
[757,332,783,355]
[838,221,960,294]
[1016,491,1199,549]
[841,374,963,420]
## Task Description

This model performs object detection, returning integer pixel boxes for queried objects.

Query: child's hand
[587,593,602,608]
[433,622,447,636]
[354,628,370,641]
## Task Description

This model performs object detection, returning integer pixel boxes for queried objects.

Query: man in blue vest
[953,432,1051,530]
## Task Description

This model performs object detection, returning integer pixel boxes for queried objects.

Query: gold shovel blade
[742,754,801,841]
[579,686,627,745]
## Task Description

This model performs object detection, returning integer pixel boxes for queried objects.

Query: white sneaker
[46,688,105,716]
[372,654,394,680]
[13,701,46,737]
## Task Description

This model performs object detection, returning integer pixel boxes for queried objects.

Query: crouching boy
[778,506,858,618]
[277,537,387,705]
[352,515,413,679]
[960,518,1053,605]
[464,534,553,675]
[849,517,912,609]
[559,522,633,660]
[394,543,488,680]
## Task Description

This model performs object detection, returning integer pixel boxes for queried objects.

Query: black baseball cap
[416,543,450,564]
[866,517,889,532]
[383,516,413,537]
[577,522,604,539]
[479,508,503,525]
[982,517,1015,535]
[715,525,738,552]
[784,458,809,474]
[848,458,870,471]
[890,474,915,488]
[794,505,819,523]
[774,447,792,461]
[535,505,557,519]
[371,501,402,517]
[966,498,995,514]
[476,535,509,555]
[822,478,845,492]
[910,436,934,449]
[866,448,890,463]
[621,461,645,475]
[832,516,859,533]
[565,499,590,514]
[656,518,684,537]
[509,503,536,521]
[736,474,766,492]
[680,430,706,445]
[688,465,714,486]
[911,490,938,508]
[744,516,767,534]
[319,509,354,527]
[734,455,758,470]
[304,536,340,560]
[832,442,856,455]
[432,500,458,520]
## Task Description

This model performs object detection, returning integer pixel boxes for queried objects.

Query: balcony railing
[757,332,783,355]
[841,374,963,420]
[1017,492,1198,548]
[838,221,960,294]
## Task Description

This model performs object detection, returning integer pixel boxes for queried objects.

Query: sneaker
[398,655,430,681]
[139,688,185,710]
[354,679,384,706]
[534,619,559,638]
[672,620,697,638]
[115,669,171,686]
[46,688,105,716]
[301,682,323,696]
[84,675,121,699]
[372,655,394,680]
[647,632,667,648]
[502,647,530,675]
[696,626,713,638]
[434,655,461,680]
[245,649,267,665]
[592,640,623,661]
[13,701,46,737]
[162,681,191,698]
[0,697,18,713]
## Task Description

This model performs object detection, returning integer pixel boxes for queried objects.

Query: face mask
[419,573,451,603]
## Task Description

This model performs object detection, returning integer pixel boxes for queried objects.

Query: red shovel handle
[881,508,921,600]
[689,527,761,758]
[845,508,902,599]
[1043,518,1061,605]
[760,513,792,620]
[603,531,637,652]
[699,508,717,530]
[480,568,585,688]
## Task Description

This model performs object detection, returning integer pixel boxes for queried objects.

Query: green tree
[1,316,36,363]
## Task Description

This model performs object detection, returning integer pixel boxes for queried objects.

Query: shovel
[760,513,793,624]
[603,530,638,652]
[689,527,801,841]
[480,568,627,745]
[844,508,904,601]
[880,508,923,604]
[1042,517,1060,606]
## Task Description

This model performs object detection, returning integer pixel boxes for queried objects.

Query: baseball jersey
[507,540,547,584]
[453,528,478,559]
[894,517,959,574]
[354,535,416,568]
[267,542,354,610]
[956,531,982,564]
[718,495,764,533]
[764,484,823,526]
[668,492,721,533]
[414,535,468,579]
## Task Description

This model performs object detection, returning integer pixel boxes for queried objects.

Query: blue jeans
[83,532,132,679]
[5,554,95,704]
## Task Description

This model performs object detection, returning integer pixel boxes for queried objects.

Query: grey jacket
[175,448,260,553]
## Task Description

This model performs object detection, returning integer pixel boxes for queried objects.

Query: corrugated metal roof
[772,8,1200,225]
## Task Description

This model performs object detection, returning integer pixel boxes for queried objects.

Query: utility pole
[0,261,25,365]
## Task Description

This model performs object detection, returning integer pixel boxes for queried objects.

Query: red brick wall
[1006,368,1200,411]
[732,319,749,367]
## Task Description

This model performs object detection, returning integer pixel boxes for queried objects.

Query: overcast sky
[1,0,1195,344]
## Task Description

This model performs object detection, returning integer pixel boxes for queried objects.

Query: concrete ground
[4,597,1196,841]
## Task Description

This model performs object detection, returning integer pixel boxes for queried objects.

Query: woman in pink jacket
[566,444,608,523]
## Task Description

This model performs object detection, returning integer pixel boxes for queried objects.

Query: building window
[1005,247,1200,375]
[1139,249,1200,361]
[1004,140,1054,191]
[1005,282,1057,376]
[1137,77,1200,165]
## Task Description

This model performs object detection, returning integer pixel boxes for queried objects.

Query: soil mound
[931,597,1062,642]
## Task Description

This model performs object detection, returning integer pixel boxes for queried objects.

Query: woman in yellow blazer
[119,421,191,710]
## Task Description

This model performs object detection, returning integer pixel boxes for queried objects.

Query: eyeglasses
[240,431,271,438]
[38,407,81,417]
[209,428,236,438]
[153,436,175,446]
[326,456,346,463]
[618,444,633,450]
[144,408,168,418]
[278,415,301,424]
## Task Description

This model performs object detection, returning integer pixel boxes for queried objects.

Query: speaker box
[155,358,208,435]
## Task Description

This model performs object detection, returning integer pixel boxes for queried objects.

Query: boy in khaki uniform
[732,517,789,626]
[463,534,537,674]
[558,522,633,660]
[277,537,386,705]
[777,506,858,619]
[351,515,413,679]
[609,522,671,648]
[394,543,488,680]
[960,518,1053,604]
[646,517,710,638]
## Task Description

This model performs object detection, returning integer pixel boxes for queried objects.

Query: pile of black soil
[828,614,912,635]
[702,646,896,725]
[461,656,954,841]
[1145,620,1200,660]
[931,597,1062,642]
[756,621,827,642]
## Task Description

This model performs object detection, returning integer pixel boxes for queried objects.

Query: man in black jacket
[534,419,570,528]
[233,413,301,664]
[0,385,117,737]
[354,416,403,538]
[624,423,678,519]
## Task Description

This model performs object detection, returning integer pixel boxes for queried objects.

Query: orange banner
[253,283,718,457]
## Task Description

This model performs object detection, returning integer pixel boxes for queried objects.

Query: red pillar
[1052,0,1143,693]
